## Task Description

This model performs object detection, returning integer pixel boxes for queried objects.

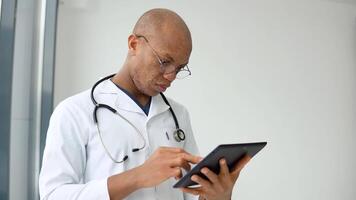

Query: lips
[156,83,170,92]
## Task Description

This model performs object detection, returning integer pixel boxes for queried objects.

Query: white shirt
[39,79,199,200]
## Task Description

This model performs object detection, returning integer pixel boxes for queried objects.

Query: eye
[161,60,171,67]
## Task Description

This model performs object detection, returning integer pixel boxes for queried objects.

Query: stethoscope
[91,74,186,163]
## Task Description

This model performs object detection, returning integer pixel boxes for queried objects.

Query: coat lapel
[96,79,142,114]
[96,79,170,117]
[148,94,170,120]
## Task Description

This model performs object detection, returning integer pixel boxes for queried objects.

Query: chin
[147,90,160,97]
[139,87,158,97]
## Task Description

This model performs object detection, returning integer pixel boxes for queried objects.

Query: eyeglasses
[135,34,191,79]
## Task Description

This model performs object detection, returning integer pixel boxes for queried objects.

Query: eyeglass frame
[134,34,191,79]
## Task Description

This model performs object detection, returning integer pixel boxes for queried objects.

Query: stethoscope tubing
[91,73,185,163]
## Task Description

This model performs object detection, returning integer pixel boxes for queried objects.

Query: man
[39,8,250,200]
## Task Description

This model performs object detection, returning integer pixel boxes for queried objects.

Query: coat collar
[96,79,170,117]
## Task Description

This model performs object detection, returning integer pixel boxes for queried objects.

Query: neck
[111,66,150,106]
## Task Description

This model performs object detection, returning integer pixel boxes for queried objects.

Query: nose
[163,72,177,82]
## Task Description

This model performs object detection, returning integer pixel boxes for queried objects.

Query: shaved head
[132,8,192,51]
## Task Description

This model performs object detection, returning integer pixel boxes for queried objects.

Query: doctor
[39,8,250,200]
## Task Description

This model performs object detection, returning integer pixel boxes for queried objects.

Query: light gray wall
[54,0,356,199]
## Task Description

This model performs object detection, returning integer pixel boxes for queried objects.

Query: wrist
[132,165,146,188]
[107,167,143,200]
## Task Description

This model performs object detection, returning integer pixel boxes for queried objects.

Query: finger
[219,158,230,177]
[159,146,191,154]
[171,157,191,172]
[171,167,183,180]
[169,155,191,171]
[179,187,203,196]
[175,174,182,180]
[201,167,219,184]
[197,156,203,162]
[191,175,212,190]
[182,162,191,172]
[179,153,202,164]
[231,155,251,176]
[175,170,183,180]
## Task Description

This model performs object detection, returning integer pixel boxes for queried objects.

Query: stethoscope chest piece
[174,129,186,142]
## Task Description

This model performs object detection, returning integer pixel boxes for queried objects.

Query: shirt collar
[96,79,170,117]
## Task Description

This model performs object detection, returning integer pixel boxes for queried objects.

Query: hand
[136,146,202,188]
[180,155,251,200]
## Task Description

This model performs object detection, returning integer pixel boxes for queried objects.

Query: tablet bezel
[173,142,267,188]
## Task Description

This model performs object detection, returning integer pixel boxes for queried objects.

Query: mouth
[156,84,170,92]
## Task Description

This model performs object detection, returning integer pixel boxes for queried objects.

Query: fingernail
[220,159,226,164]
[191,175,198,181]
[201,168,207,174]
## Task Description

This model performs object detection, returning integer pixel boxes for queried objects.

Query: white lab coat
[39,79,199,200]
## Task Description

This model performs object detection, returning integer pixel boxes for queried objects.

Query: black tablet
[173,142,267,188]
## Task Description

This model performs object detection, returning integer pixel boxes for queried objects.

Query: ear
[128,34,138,55]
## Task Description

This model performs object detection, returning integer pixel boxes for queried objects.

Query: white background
[54,0,356,199]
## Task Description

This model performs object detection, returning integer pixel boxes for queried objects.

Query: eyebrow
[163,53,175,62]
